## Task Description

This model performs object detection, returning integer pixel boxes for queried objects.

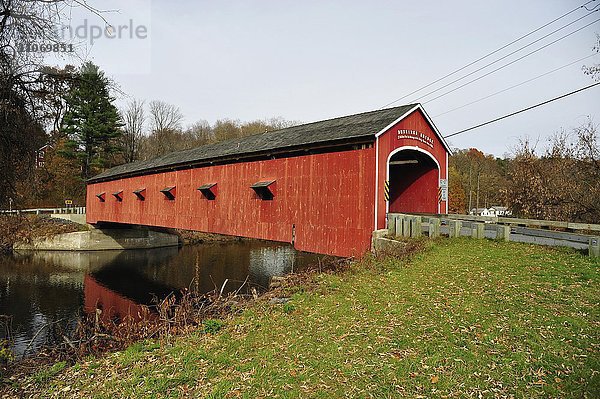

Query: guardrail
[387,213,599,258]
[0,207,86,215]
[417,213,600,233]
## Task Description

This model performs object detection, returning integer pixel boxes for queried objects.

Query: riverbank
[3,238,598,398]
[0,215,86,253]
[0,214,229,251]
[173,229,247,245]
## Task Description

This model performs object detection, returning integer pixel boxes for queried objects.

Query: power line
[416,11,599,103]
[422,16,600,104]
[379,0,598,109]
[444,81,600,139]
[433,53,599,117]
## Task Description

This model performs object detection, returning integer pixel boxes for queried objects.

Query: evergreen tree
[61,62,123,179]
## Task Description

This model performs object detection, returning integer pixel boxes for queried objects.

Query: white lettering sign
[397,129,434,148]
[439,179,448,201]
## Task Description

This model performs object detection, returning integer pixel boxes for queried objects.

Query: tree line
[1,1,598,224]
[449,34,599,223]
[120,99,297,163]
[448,119,600,224]
[4,57,599,225]
[2,56,296,207]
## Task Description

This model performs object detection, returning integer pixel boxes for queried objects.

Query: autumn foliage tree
[0,1,108,207]
[449,148,508,213]
[506,120,600,223]
[448,165,467,213]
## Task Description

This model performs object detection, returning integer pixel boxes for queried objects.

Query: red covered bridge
[86,104,450,257]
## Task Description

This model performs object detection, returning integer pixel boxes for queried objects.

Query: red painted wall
[87,108,449,257]
[87,149,376,257]
[84,275,148,323]
[388,162,438,214]
[376,109,448,229]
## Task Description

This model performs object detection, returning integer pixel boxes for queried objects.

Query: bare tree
[506,119,600,223]
[121,99,146,162]
[139,114,298,160]
[266,116,299,130]
[186,120,213,145]
[241,120,271,136]
[148,100,184,132]
[213,119,241,142]
[240,118,299,137]
[0,0,108,207]
[212,117,298,142]
[583,34,600,81]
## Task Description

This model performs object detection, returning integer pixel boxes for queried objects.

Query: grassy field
[10,238,600,398]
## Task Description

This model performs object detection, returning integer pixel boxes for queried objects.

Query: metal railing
[0,207,86,215]
[387,213,600,257]
[419,213,600,233]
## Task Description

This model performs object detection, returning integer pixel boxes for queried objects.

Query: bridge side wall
[86,148,376,257]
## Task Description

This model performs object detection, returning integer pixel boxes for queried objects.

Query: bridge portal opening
[388,149,439,214]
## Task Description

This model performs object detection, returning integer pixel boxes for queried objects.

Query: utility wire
[379,0,598,109]
[421,16,600,104]
[443,81,600,139]
[415,11,599,103]
[433,53,599,117]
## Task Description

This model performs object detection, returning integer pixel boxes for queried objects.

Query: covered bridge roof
[89,103,432,183]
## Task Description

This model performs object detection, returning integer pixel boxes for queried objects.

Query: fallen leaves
[4,239,597,398]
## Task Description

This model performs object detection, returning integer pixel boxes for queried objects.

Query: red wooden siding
[388,160,439,214]
[86,107,449,257]
[84,275,148,323]
[87,148,376,257]
[375,109,448,229]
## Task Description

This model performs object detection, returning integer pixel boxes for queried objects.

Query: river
[0,240,325,358]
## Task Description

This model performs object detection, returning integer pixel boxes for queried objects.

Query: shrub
[282,303,295,314]
[202,319,224,334]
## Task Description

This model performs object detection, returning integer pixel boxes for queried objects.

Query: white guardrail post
[387,213,600,258]
[590,237,599,258]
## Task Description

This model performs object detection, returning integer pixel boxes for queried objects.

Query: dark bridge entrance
[387,148,439,214]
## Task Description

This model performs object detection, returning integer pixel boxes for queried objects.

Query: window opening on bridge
[96,192,106,202]
[251,180,275,200]
[133,188,146,201]
[197,183,217,200]
[160,186,176,200]
[112,190,123,202]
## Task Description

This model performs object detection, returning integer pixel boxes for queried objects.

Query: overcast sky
[57,0,600,157]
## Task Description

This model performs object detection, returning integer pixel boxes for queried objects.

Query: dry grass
[0,215,85,253]
[3,238,599,398]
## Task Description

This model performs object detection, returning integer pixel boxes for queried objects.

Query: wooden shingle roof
[89,104,418,183]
